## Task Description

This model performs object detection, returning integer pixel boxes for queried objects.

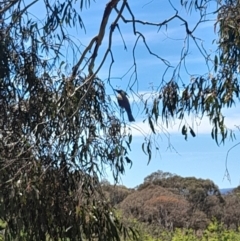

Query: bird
[114,89,135,122]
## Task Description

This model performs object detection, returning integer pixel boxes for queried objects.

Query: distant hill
[220,188,234,194]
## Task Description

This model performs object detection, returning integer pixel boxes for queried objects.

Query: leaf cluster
[0,0,135,240]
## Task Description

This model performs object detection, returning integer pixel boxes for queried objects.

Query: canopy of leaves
[103,172,240,236]
[119,171,224,232]
[0,0,134,240]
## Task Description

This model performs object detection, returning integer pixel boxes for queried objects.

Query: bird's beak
[113,89,121,94]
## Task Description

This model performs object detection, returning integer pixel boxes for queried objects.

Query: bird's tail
[127,111,135,122]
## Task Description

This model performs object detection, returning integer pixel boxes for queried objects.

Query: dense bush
[132,221,240,241]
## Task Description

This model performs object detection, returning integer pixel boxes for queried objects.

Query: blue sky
[32,0,240,188]
[90,0,240,189]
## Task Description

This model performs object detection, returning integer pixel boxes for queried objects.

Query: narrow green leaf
[148,117,156,134]
[214,55,218,72]
[142,143,146,155]
[189,127,196,137]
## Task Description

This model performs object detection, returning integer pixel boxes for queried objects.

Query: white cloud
[129,111,240,137]
[110,89,240,138]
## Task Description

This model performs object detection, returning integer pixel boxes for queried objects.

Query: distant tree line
[102,171,240,237]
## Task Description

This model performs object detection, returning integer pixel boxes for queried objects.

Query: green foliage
[0,220,5,241]
[157,75,238,145]
[201,220,240,241]
[0,0,134,240]
[117,171,240,235]
[136,221,240,241]
[172,229,196,241]
[139,170,224,213]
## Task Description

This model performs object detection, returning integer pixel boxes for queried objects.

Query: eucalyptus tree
[0,0,239,240]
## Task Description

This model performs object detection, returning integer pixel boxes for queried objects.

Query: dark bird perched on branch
[114,89,135,122]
